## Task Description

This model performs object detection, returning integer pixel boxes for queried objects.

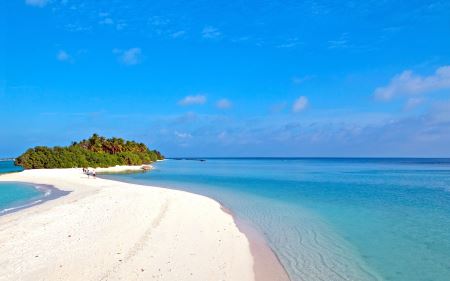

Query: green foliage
[15,134,164,169]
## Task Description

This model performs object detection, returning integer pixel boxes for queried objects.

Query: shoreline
[0,183,69,216]
[0,167,286,281]
[94,165,153,174]
[97,173,291,281]
[220,206,291,281]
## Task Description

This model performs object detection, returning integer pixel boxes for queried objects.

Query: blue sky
[1,0,450,157]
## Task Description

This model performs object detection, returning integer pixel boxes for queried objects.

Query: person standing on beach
[92,170,96,179]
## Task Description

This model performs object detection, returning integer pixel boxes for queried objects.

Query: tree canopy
[15,134,164,169]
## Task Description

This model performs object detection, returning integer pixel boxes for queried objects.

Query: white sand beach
[94,165,153,173]
[0,168,288,281]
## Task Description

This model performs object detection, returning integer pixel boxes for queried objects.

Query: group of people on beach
[82,168,96,179]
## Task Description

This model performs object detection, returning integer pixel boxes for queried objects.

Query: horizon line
[166,156,450,159]
[3,156,450,162]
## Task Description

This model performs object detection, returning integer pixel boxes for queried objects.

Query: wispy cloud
[98,12,116,26]
[171,30,186,38]
[25,0,48,7]
[174,131,192,139]
[292,96,309,112]
[56,50,72,62]
[292,75,314,84]
[64,23,92,33]
[178,95,207,106]
[374,65,450,100]
[116,21,127,31]
[202,26,221,39]
[216,99,232,109]
[270,102,287,113]
[99,18,114,25]
[405,98,425,110]
[164,103,450,156]
[328,33,350,49]
[276,38,302,49]
[148,16,170,27]
[113,48,142,65]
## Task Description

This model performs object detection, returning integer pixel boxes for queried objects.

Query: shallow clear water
[0,161,43,214]
[104,158,450,281]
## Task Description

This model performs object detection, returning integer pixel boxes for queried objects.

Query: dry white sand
[0,168,256,281]
[94,165,152,173]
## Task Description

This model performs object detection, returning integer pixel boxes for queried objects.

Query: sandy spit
[0,168,255,281]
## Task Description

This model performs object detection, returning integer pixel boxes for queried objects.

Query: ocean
[102,158,450,281]
[0,161,61,215]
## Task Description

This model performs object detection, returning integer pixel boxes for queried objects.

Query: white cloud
[216,99,232,109]
[178,95,207,106]
[292,96,309,112]
[374,65,450,100]
[99,18,114,25]
[202,26,221,39]
[174,131,192,139]
[171,30,186,38]
[56,50,71,62]
[25,0,48,7]
[113,48,142,65]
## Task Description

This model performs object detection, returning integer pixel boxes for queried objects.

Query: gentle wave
[244,202,383,281]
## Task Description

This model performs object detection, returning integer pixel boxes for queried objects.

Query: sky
[1,0,450,157]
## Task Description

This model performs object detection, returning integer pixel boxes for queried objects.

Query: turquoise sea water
[0,161,45,215]
[103,158,450,281]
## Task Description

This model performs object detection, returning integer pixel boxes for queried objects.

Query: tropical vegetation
[15,134,164,169]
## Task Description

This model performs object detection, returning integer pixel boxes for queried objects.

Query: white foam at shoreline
[0,199,43,215]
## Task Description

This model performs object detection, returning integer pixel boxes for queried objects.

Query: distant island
[15,134,164,169]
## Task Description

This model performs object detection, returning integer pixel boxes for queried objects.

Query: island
[15,134,164,169]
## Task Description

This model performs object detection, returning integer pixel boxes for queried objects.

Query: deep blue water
[0,161,43,215]
[0,160,23,174]
[103,158,450,281]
